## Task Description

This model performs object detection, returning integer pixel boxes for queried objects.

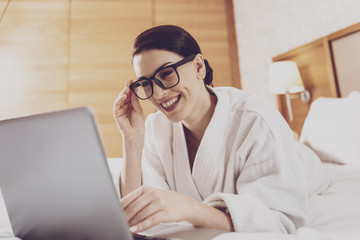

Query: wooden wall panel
[0,0,68,119]
[154,0,233,87]
[225,0,241,89]
[0,0,9,18]
[69,0,153,157]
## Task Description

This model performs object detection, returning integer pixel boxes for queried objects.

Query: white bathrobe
[141,87,325,234]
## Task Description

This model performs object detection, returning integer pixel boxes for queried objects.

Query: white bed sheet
[306,163,360,238]
[1,160,360,240]
[214,163,360,240]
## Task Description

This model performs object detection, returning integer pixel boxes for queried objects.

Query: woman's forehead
[133,50,183,78]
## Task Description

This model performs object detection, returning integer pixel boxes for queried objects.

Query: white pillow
[300,91,360,166]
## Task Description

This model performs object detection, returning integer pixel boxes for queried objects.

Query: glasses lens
[155,67,179,88]
[132,79,152,99]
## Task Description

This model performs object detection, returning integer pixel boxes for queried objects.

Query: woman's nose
[152,82,168,99]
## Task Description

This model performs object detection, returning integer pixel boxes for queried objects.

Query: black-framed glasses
[130,54,196,100]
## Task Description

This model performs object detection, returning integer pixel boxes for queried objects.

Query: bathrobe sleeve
[204,112,309,234]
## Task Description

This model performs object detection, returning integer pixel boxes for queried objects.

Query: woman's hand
[121,185,234,233]
[113,80,145,141]
[121,185,196,233]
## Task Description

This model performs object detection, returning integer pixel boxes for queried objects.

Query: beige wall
[233,0,360,105]
[0,0,239,157]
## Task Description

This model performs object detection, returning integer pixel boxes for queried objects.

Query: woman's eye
[158,69,174,79]
[141,81,150,87]
[133,82,141,88]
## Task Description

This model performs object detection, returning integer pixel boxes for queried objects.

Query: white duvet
[1,160,360,240]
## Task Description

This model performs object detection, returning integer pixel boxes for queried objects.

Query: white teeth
[161,96,180,109]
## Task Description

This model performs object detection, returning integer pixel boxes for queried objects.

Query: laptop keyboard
[133,233,167,240]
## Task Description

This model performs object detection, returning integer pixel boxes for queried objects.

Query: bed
[1,91,360,240]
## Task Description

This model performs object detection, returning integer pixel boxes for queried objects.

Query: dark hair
[132,25,213,86]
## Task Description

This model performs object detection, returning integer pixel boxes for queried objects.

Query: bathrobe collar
[172,89,230,200]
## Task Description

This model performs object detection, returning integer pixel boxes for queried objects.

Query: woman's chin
[161,110,183,123]
[158,106,184,123]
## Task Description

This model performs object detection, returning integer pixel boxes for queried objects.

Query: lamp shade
[269,61,304,94]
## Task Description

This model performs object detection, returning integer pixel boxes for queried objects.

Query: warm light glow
[269,61,304,94]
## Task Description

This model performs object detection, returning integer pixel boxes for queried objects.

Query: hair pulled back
[132,25,213,86]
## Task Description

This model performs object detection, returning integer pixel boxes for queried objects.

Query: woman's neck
[182,87,217,142]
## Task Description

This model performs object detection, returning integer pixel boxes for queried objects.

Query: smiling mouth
[160,95,180,109]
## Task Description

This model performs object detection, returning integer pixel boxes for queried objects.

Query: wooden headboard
[272,22,360,135]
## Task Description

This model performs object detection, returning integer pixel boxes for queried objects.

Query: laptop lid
[0,107,132,240]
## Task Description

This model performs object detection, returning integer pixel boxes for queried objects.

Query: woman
[113,25,324,234]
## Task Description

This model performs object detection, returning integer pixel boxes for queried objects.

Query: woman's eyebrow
[137,61,173,80]
[155,62,172,72]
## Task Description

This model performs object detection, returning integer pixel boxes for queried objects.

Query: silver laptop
[0,107,227,240]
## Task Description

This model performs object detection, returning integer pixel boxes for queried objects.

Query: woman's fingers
[114,81,129,103]
[128,200,162,227]
[121,186,164,232]
[124,80,132,103]
[123,188,155,224]
[128,80,143,115]
[114,94,127,112]
[130,211,166,233]
[121,185,144,209]
[123,187,194,233]
[113,96,129,120]
[126,188,163,226]
[114,86,128,113]
[113,80,134,120]
[113,79,145,139]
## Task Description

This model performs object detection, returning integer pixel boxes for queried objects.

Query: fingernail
[130,226,137,233]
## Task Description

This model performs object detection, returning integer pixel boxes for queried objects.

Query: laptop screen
[0,107,132,240]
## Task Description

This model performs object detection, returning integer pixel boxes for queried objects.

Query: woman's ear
[194,54,206,81]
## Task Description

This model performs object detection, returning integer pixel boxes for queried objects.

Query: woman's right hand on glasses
[113,80,145,142]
